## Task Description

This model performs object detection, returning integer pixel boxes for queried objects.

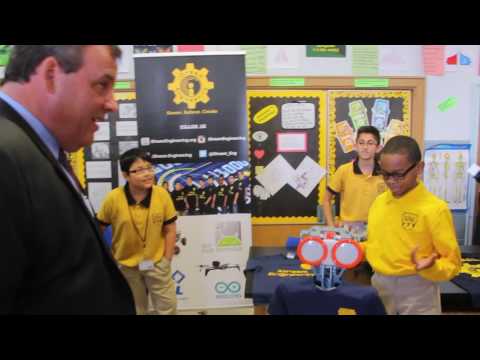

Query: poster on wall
[134,52,248,163]
[247,90,327,224]
[306,45,346,58]
[327,90,412,177]
[424,144,470,210]
[171,214,253,310]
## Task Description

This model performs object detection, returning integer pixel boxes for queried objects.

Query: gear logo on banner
[167,63,215,109]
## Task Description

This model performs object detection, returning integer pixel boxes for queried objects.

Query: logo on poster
[215,281,241,294]
[168,63,215,110]
[172,270,186,295]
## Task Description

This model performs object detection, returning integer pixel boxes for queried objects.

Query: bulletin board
[248,90,327,224]
[247,76,425,246]
[328,90,411,177]
[70,81,138,209]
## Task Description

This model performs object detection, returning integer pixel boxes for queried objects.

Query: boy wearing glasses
[364,136,461,314]
[323,126,386,229]
[97,148,178,315]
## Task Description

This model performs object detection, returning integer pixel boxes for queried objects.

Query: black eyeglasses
[380,162,418,181]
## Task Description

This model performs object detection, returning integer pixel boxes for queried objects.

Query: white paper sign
[277,132,307,152]
[281,102,315,129]
[116,121,138,136]
[379,45,423,75]
[119,103,137,119]
[94,122,110,141]
[91,142,110,160]
[117,45,133,74]
[255,155,295,196]
[86,161,112,179]
[119,141,140,155]
[267,45,300,69]
[88,182,112,212]
[287,156,326,198]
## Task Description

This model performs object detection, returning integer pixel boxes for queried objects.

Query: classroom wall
[3,45,477,243]
[114,44,480,245]
[117,45,479,143]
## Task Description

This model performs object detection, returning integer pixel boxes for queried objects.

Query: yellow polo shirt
[364,181,461,282]
[97,184,177,267]
[328,159,386,222]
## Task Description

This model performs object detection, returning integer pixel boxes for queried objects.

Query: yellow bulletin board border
[69,82,137,190]
[247,90,327,225]
[327,90,411,178]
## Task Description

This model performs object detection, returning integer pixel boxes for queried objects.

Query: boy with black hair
[97,148,178,315]
[364,135,461,315]
[205,176,216,214]
[236,171,248,212]
[323,125,385,228]
[171,181,187,216]
[213,175,228,214]
[226,174,240,213]
[197,178,212,215]
[184,175,199,215]
[161,180,170,192]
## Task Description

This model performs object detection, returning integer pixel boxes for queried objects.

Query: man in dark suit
[0,45,135,314]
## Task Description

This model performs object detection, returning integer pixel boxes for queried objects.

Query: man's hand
[411,246,439,271]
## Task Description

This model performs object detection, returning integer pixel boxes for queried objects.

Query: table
[244,245,480,314]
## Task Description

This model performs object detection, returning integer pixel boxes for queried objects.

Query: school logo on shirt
[401,212,418,230]
[152,213,163,224]
[338,307,357,315]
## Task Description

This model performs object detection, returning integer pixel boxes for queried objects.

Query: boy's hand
[411,246,439,271]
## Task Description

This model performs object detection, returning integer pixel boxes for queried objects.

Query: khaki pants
[371,272,441,315]
[119,257,177,315]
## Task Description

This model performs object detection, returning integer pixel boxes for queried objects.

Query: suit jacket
[0,99,135,314]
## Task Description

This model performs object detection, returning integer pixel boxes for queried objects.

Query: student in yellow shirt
[323,126,386,229]
[97,148,177,315]
[365,135,461,315]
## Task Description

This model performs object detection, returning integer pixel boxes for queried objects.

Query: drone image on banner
[197,261,241,277]
[297,226,364,291]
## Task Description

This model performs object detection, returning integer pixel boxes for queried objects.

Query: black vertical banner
[134,53,248,163]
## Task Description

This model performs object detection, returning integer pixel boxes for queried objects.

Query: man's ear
[122,171,129,181]
[38,56,60,93]
[375,144,383,154]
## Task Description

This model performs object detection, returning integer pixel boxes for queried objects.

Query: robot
[296,226,364,290]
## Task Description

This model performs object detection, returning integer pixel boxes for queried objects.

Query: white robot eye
[331,240,363,269]
[297,236,327,267]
